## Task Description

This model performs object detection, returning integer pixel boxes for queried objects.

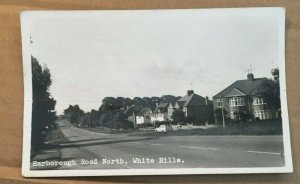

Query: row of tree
[31,56,57,152]
[99,95,181,112]
[63,95,181,129]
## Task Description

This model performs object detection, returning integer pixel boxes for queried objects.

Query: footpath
[30,128,64,170]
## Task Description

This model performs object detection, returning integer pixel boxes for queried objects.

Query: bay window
[229,97,245,107]
[254,110,272,120]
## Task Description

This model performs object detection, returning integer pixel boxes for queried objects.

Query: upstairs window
[253,97,266,105]
[217,99,223,107]
[229,97,245,107]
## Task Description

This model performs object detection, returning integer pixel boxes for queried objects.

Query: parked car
[154,124,173,132]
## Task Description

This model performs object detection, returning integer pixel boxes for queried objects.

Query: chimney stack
[247,73,254,81]
[205,96,209,105]
[187,90,194,96]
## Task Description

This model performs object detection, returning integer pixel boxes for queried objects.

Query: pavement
[31,121,285,170]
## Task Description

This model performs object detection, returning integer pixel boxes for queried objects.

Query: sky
[28,9,281,114]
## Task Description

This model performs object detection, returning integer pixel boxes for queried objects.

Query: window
[217,99,223,107]
[253,97,266,105]
[183,107,188,116]
[229,97,245,107]
[254,110,272,120]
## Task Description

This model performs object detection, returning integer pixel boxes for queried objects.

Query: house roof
[157,103,169,108]
[213,77,269,98]
[177,93,212,107]
[137,108,151,116]
[175,101,186,108]
[153,103,169,113]
[168,101,176,108]
[224,88,246,97]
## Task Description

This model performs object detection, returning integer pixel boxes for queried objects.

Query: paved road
[55,121,284,170]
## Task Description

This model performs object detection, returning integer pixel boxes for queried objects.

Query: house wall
[228,97,252,119]
[212,98,230,113]
[213,96,278,121]
[168,107,174,121]
[212,98,230,124]
[136,116,144,124]
[251,96,276,120]
[151,112,166,122]
[185,105,214,124]
[213,97,252,120]
[127,116,135,123]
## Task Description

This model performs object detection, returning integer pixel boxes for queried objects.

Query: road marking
[149,143,164,146]
[44,150,58,153]
[178,145,219,150]
[246,150,282,155]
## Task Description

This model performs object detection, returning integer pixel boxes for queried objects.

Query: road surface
[37,121,285,170]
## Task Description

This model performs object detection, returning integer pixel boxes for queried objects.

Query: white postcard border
[21,8,293,177]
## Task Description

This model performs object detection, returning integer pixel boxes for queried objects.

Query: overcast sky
[28,9,281,114]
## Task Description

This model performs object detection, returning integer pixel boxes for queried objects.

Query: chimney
[187,90,194,96]
[205,96,209,105]
[247,73,254,81]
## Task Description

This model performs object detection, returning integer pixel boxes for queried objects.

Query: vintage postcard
[21,8,293,177]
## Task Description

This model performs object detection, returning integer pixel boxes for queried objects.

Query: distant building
[212,73,279,122]
[135,108,152,125]
[168,90,214,124]
[151,103,169,122]
[167,102,176,121]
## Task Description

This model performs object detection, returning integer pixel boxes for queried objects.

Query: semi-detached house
[212,73,279,122]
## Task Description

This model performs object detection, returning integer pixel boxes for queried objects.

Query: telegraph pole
[222,107,225,128]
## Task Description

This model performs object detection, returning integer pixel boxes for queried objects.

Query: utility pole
[222,107,225,128]
[87,115,91,131]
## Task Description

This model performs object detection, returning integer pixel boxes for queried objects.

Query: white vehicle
[154,124,173,132]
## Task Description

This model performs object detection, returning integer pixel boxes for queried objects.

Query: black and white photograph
[21,8,293,176]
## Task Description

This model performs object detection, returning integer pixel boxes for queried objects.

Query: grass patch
[131,120,283,136]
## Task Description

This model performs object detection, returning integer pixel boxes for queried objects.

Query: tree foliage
[214,108,228,122]
[257,68,281,110]
[63,94,181,130]
[63,104,84,124]
[31,56,57,149]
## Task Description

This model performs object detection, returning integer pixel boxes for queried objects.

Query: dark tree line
[99,95,180,112]
[63,95,181,129]
[31,56,57,151]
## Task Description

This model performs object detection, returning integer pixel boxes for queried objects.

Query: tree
[133,97,145,107]
[90,109,100,127]
[31,56,57,150]
[123,98,133,107]
[160,95,180,104]
[214,108,228,123]
[238,111,252,122]
[99,112,113,127]
[63,104,84,124]
[257,68,281,110]
[99,97,120,112]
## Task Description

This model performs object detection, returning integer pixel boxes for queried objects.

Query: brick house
[168,90,214,124]
[212,73,279,122]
